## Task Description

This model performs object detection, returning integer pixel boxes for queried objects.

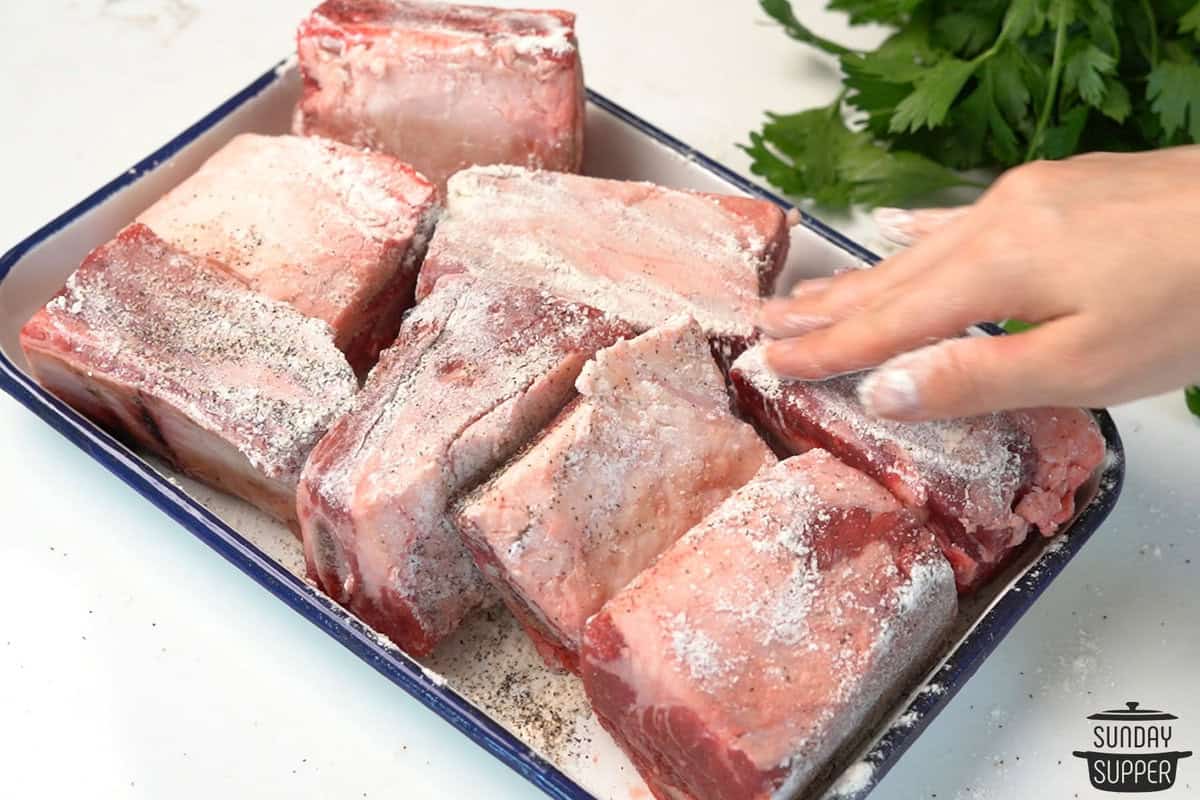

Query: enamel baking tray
[0,59,1124,800]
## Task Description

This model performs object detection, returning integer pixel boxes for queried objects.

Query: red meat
[139,133,438,374]
[416,166,789,353]
[455,317,774,672]
[295,0,584,190]
[296,274,633,655]
[729,345,1107,590]
[582,451,956,800]
[20,224,357,527]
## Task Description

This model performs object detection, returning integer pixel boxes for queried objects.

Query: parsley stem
[828,87,850,116]
[760,0,858,58]
[1026,4,1070,161]
[1141,0,1159,66]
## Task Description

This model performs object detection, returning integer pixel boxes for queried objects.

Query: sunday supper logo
[1073,702,1192,793]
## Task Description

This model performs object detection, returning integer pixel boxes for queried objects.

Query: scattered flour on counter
[1033,627,1113,697]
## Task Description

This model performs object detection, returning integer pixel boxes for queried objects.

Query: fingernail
[789,277,832,298]
[859,361,921,418]
[873,207,913,227]
[762,340,813,379]
[757,303,832,338]
[873,207,917,247]
[774,313,831,335]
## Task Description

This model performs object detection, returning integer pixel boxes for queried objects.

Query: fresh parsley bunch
[744,0,1200,208]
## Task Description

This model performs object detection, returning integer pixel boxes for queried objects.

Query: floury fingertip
[756,298,832,338]
[859,362,921,418]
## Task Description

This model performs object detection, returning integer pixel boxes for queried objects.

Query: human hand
[759,147,1200,421]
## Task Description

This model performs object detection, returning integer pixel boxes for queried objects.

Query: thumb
[857,329,1081,420]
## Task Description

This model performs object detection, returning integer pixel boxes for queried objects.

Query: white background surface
[1,2,1198,798]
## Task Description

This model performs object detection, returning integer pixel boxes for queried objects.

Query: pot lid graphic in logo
[1090,702,1178,723]
[1074,701,1191,793]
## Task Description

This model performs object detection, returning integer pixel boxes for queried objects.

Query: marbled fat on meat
[729,345,1106,591]
[295,0,584,190]
[20,224,357,527]
[296,274,634,656]
[139,133,439,374]
[582,451,956,800]
[416,166,789,348]
[455,317,775,672]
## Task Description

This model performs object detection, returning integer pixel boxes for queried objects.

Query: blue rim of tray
[0,59,1125,800]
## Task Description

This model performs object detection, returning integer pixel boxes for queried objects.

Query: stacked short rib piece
[582,451,957,800]
[730,345,1106,590]
[455,317,776,672]
[296,275,634,655]
[295,0,585,190]
[416,166,790,355]
[21,225,357,527]
[140,133,438,374]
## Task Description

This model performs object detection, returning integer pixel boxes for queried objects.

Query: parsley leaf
[1000,0,1043,41]
[1063,41,1117,107]
[987,46,1035,128]
[846,24,940,84]
[1180,3,1200,42]
[1098,78,1132,123]
[933,11,1001,56]
[749,0,1200,207]
[1148,61,1200,142]
[760,0,857,57]
[827,0,924,26]
[1001,318,1038,333]
[889,58,978,133]
[1042,105,1090,158]
[1186,385,1200,418]
[741,106,973,208]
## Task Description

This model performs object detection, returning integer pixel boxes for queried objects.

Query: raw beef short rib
[296,274,634,656]
[582,451,956,800]
[20,224,357,527]
[139,133,438,374]
[416,166,789,351]
[295,0,584,190]
[455,317,775,672]
[730,345,1106,591]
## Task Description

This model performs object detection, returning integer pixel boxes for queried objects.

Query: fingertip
[858,361,922,420]
[762,338,824,380]
[862,335,1044,421]
[757,298,833,338]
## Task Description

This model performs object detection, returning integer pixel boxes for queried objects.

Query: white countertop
[2,2,1198,798]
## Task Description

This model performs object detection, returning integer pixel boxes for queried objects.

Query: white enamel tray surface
[0,61,1124,800]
